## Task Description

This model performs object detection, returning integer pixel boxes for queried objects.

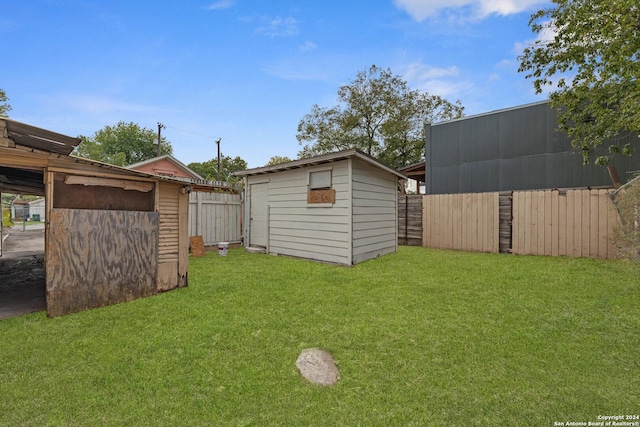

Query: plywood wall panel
[46,209,158,317]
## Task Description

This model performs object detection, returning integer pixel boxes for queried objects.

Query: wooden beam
[607,166,622,189]
[64,175,154,192]
[47,166,157,182]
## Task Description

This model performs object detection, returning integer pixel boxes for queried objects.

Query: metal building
[425,100,640,194]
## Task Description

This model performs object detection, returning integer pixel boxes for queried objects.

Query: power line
[164,125,219,140]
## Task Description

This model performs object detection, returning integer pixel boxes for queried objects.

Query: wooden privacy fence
[398,195,423,246]
[423,192,499,253]
[420,188,619,259]
[188,191,242,246]
[512,189,617,258]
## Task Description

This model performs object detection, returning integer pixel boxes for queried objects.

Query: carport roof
[1,118,81,155]
[0,118,226,195]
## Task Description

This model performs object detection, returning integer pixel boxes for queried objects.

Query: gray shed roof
[235,148,407,179]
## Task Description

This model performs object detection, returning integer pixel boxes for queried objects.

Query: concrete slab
[0,225,46,320]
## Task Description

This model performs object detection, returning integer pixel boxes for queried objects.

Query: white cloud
[205,0,235,11]
[393,0,547,21]
[404,63,460,80]
[402,62,472,98]
[255,16,299,37]
[513,19,557,53]
[299,41,317,52]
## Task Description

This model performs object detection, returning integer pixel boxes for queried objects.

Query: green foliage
[0,88,11,116]
[612,180,640,261]
[518,0,640,164]
[264,155,293,166]
[73,121,173,167]
[188,155,248,182]
[2,207,13,227]
[0,248,638,426]
[297,65,464,169]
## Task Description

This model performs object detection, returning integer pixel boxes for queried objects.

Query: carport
[0,118,191,318]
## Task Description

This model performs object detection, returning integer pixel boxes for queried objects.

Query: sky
[2,0,553,169]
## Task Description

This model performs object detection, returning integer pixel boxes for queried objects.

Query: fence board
[397,195,423,246]
[189,191,242,246]
[423,192,498,253]
[512,189,617,259]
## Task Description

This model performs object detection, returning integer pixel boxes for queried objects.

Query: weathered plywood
[307,189,336,204]
[64,175,154,192]
[157,262,178,292]
[46,209,158,317]
[190,236,205,257]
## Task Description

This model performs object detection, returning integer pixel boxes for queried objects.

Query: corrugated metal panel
[426,101,640,194]
[158,181,180,262]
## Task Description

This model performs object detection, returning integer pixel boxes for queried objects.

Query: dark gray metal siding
[426,101,640,194]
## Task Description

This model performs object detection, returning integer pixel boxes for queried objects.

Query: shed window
[309,170,332,190]
[307,169,335,205]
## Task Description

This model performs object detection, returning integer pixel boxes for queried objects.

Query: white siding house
[235,149,406,265]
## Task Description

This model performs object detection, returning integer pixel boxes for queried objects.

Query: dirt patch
[0,254,46,319]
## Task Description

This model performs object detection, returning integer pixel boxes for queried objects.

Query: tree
[0,88,11,116]
[297,65,464,169]
[518,0,640,165]
[74,121,173,167]
[188,155,248,182]
[265,155,293,166]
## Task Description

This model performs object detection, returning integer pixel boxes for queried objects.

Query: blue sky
[2,0,551,168]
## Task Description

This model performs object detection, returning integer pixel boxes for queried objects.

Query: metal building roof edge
[430,99,551,127]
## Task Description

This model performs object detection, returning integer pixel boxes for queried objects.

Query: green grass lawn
[1,247,638,426]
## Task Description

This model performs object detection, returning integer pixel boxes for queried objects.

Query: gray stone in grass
[295,348,339,386]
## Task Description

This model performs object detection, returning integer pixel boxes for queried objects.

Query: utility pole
[157,122,165,157]
[216,138,221,181]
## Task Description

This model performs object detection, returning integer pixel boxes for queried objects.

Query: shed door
[249,183,268,247]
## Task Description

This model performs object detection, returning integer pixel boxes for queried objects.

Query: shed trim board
[238,149,405,265]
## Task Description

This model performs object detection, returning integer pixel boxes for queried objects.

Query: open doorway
[1,175,46,320]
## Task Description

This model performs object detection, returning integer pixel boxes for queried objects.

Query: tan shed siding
[158,181,180,263]
[351,159,398,264]
[264,161,351,264]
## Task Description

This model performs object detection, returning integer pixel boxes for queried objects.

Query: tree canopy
[0,88,11,116]
[518,0,640,165]
[188,155,248,182]
[265,155,293,166]
[296,65,464,169]
[74,121,173,167]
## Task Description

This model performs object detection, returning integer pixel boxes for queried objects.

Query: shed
[235,149,406,265]
[0,118,192,317]
[28,197,46,221]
